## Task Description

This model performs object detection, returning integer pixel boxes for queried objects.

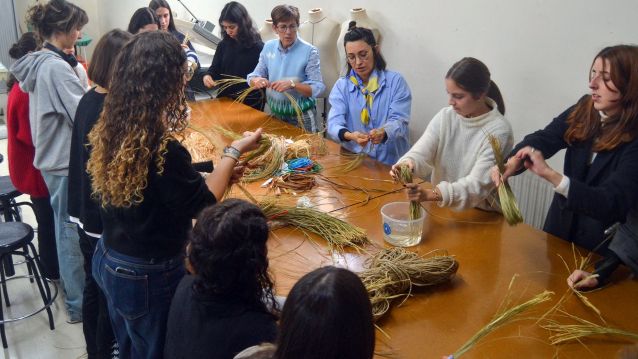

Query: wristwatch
[289,79,296,89]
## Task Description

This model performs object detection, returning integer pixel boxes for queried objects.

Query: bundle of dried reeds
[179,129,216,163]
[487,134,523,225]
[543,311,638,345]
[452,276,553,358]
[268,172,316,194]
[359,248,459,320]
[396,164,421,220]
[259,199,368,251]
[332,152,367,174]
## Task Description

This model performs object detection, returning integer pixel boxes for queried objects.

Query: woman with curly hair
[164,199,279,359]
[88,31,262,359]
[203,1,265,110]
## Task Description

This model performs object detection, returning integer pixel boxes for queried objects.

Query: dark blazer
[510,98,638,251]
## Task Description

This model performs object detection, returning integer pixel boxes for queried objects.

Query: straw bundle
[268,173,316,194]
[259,199,368,251]
[543,311,638,345]
[180,129,216,163]
[452,276,554,358]
[396,164,420,220]
[487,134,523,225]
[359,248,459,320]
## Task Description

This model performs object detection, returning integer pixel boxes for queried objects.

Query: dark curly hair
[219,1,261,48]
[7,32,39,90]
[274,266,375,359]
[188,199,278,316]
[87,31,188,208]
[27,0,88,40]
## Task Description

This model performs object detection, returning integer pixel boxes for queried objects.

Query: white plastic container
[380,201,425,247]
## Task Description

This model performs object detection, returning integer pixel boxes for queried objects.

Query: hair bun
[348,21,357,31]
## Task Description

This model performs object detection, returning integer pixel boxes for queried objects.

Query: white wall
[16,0,638,168]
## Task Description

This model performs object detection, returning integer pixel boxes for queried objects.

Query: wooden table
[189,99,638,359]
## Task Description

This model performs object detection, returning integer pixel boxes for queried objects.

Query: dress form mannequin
[299,8,340,97]
[337,8,381,74]
[259,18,277,42]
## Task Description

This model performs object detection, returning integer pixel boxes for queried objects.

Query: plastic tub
[381,201,425,247]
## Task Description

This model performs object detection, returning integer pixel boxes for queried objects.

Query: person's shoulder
[263,39,279,49]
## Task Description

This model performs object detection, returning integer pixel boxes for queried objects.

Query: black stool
[0,222,57,349]
[0,176,36,277]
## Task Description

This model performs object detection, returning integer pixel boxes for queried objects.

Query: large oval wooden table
[189,99,638,359]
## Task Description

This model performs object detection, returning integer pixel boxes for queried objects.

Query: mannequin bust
[259,18,277,42]
[337,8,381,74]
[299,8,340,97]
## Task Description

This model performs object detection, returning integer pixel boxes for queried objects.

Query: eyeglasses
[275,24,298,33]
[346,51,371,64]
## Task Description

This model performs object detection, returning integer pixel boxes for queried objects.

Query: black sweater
[164,275,278,359]
[100,141,216,260]
[207,37,264,110]
[68,89,106,236]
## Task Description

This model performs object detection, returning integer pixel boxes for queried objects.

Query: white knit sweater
[398,98,513,211]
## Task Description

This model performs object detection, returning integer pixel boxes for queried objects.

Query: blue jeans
[41,172,85,320]
[92,239,185,359]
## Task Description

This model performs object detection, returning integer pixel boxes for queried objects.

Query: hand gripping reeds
[487,134,523,225]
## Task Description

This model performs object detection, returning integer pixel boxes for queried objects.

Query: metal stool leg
[0,264,10,307]
[26,243,55,330]
[0,255,8,349]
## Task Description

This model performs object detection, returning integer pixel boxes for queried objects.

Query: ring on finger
[530,147,536,153]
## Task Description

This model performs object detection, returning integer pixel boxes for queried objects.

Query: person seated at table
[234,266,375,359]
[326,23,411,166]
[87,31,262,358]
[568,209,638,290]
[164,199,279,359]
[127,7,159,34]
[493,45,638,252]
[202,1,265,111]
[247,4,325,133]
[392,57,513,211]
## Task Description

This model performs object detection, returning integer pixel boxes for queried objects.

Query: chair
[0,176,35,277]
[0,222,57,348]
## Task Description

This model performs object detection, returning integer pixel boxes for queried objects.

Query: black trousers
[31,196,59,279]
[78,228,115,359]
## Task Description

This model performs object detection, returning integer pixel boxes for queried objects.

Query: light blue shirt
[327,69,412,165]
[247,38,325,117]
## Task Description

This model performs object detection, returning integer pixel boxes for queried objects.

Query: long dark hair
[7,32,39,90]
[87,31,187,208]
[343,21,386,75]
[127,7,159,34]
[446,57,505,115]
[88,29,132,89]
[564,45,638,151]
[219,1,261,48]
[148,0,175,32]
[188,199,278,316]
[27,0,88,40]
[274,266,375,359]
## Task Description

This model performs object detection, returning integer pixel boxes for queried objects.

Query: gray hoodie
[10,50,86,176]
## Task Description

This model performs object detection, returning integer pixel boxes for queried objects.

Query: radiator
[508,171,554,230]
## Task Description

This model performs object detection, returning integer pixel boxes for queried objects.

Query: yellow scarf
[349,71,379,126]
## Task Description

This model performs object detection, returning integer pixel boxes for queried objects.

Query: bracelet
[222,146,241,162]
[431,188,442,202]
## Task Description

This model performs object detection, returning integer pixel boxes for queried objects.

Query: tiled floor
[0,137,86,359]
